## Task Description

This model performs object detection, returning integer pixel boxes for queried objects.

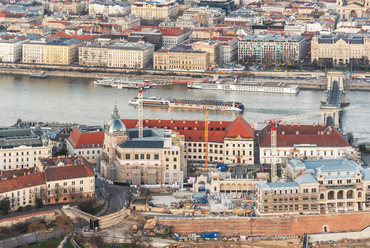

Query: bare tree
[51,185,64,205]
[56,215,73,234]
[27,220,46,242]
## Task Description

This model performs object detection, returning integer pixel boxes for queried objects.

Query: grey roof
[119,128,166,149]
[108,42,155,51]
[91,1,130,7]
[46,38,82,46]
[296,174,318,184]
[257,180,299,189]
[317,34,368,44]
[241,33,304,43]
[0,127,44,149]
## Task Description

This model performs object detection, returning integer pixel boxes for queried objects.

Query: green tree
[0,198,10,215]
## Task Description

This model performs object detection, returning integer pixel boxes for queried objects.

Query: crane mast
[204,108,209,173]
[138,87,143,138]
[270,123,278,183]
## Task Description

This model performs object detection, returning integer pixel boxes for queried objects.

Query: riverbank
[2,67,370,91]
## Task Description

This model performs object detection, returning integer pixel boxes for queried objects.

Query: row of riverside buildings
[3,31,370,69]
[0,107,364,217]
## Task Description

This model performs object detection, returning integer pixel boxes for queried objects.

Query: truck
[201,232,219,239]
[132,225,138,234]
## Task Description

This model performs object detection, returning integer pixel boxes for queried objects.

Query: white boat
[188,81,299,94]
[129,96,244,111]
[94,78,151,89]
[30,71,47,78]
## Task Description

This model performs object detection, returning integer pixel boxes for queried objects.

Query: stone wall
[0,210,57,228]
[157,212,370,237]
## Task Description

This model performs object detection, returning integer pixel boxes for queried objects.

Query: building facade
[258,124,358,165]
[256,158,370,216]
[131,0,179,21]
[213,37,238,65]
[22,40,46,64]
[89,1,131,17]
[0,36,28,62]
[238,33,309,64]
[100,107,186,185]
[0,126,52,171]
[311,34,370,65]
[67,126,104,164]
[153,45,210,71]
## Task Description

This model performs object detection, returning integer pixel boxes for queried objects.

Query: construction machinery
[137,85,145,138]
[252,104,360,183]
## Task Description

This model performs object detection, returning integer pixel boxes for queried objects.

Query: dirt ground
[177,238,301,248]
[101,214,148,236]
[311,240,370,248]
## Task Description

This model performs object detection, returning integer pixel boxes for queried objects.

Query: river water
[1,74,369,143]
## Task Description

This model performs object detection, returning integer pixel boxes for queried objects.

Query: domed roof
[106,105,126,135]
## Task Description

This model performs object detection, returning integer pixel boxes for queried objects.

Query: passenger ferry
[128,97,244,111]
[94,78,151,89]
[188,81,299,94]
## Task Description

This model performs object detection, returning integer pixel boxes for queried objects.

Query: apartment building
[212,37,238,65]
[158,27,191,47]
[46,0,87,15]
[45,38,82,65]
[0,36,28,62]
[23,38,82,65]
[258,124,358,165]
[40,156,95,205]
[0,172,46,211]
[79,41,155,68]
[100,106,186,184]
[153,45,210,71]
[67,126,104,164]
[122,115,255,165]
[89,1,131,17]
[256,158,370,216]
[192,40,220,69]
[311,34,370,65]
[131,0,179,21]
[238,33,309,64]
[0,126,52,171]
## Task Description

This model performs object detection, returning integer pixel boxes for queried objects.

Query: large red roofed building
[258,123,358,164]
[67,126,104,164]
[121,115,255,165]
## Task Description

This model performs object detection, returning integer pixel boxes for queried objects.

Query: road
[95,178,131,215]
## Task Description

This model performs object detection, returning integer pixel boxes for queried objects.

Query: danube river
[1,74,369,142]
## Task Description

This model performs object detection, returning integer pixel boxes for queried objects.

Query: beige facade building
[153,45,210,71]
[79,41,155,68]
[192,40,219,69]
[0,127,52,171]
[311,34,370,65]
[100,107,186,185]
[46,0,87,15]
[23,38,82,65]
[336,0,370,19]
[131,0,179,21]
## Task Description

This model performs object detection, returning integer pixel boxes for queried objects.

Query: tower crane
[252,104,360,183]
[204,108,209,173]
[137,84,146,138]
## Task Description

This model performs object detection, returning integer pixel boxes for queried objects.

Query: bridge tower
[320,72,348,128]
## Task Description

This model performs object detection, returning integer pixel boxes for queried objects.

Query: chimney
[145,118,149,123]
[195,119,198,124]
[170,119,174,124]
[321,123,325,127]
[281,131,285,135]
[291,123,294,126]
[318,131,321,135]
[283,123,286,126]
[158,119,161,123]
[313,123,316,127]
[327,131,330,135]
[220,120,223,124]
[183,119,186,124]
[296,131,299,135]
[297,123,300,126]
[13,175,17,179]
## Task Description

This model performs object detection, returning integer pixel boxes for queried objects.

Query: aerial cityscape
[0,0,370,247]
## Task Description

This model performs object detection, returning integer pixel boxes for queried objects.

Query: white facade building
[0,36,29,62]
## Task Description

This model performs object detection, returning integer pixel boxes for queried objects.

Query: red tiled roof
[122,116,253,142]
[68,127,104,149]
[45,164,94,182]
[47,31,97,41]
[259,124,350,147]
[0,172,45,194]
[47,21,72,26]
[158,27,191,36]
[0,168,35,180]
[225,116,254,138]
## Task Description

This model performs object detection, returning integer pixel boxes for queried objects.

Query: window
[146,154,150,159]
[328,180,333,185]
[140,154,144,159]
[126,154,130,159]
[312,188,316,193]
[135,154,139,159]
[72,181,75,186]
[174,158,177,161]
[64,182,67,186]
[174,164,177,169]
[80,187,83,192]
[154,154,159,159]
[80,180,83,184]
